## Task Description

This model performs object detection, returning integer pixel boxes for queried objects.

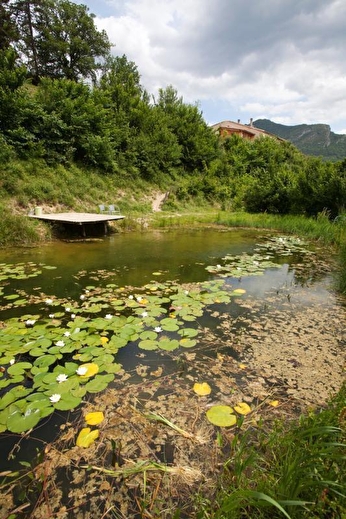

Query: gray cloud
[78,0,346,132]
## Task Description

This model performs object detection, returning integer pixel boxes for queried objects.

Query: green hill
[254,119,346,161]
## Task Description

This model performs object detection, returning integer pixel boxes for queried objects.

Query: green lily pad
[6,404,42,433]
[7,362,32,376]
[206,405,237,427]
[33,355,57,368]
[138,339,158,350]
[53,394,82,411]
[139,331,158,341]
[158,338,180,351]
[84,374,114,393]
[179,338,197,348]
[178,327,199,338]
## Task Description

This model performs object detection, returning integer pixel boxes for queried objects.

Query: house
[211,118,281,141]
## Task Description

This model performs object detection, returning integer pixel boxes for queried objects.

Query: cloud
[81,0,346,133]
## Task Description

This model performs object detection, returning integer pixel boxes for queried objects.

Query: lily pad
[85,411,104,425]
[76,427,99,448]
[206,405,237,427]
[234,402,251,415]
[138,339,158,351]
[193,382,212,396]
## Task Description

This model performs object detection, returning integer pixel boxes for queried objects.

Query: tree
[157,85,219,173]
[11,0,111,83]
[0,47,27,132]
[0,0,19,49]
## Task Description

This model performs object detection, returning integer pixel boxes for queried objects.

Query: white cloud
[77,0,346,134]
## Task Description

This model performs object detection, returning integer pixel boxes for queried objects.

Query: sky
[74,0,346,134]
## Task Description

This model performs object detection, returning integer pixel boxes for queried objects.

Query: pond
[0,227,345,517]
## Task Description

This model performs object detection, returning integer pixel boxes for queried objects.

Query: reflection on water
[0,228,337,471]
[1,228,266,298]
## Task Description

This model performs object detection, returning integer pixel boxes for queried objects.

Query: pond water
[0,227,339,475]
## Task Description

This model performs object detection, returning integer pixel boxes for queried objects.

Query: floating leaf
[6,405,42,433]
[53,393,82,411]
[193,382,211,396]
[138,339,158,350]
[7,362,32,376]
[76,427,99,448]
[76,363,99,378]
[269,400,280,407]
[85,411,104,425]
[234,402,251,415]
[179,338,197,348]
[157,338,179,351]
[178,327,198,338]
[84,374,114,393]
[231,288,246,295]
[206,405,237,427]
[139,331,158,341]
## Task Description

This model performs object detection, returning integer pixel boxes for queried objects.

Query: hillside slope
[254,119,346,161]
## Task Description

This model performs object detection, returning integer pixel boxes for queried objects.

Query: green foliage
[1,2,346,218]
[10,0,110,84]
[0,1,19,49]
[0,203,50,246]
[205,384,346,518]
[255,118,346,162]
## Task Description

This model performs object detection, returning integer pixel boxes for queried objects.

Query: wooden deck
[29,212,124,224]
[29,212,125,237]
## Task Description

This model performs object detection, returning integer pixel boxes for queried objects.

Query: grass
[1,163,345,516]
[0,204,51,246]
[197,384,346,518]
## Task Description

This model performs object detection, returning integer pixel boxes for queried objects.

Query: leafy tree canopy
[8,0,111,83]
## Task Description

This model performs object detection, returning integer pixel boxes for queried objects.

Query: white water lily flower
[128,295,134,300]
[136,296,143,302]
[76,366,88,376]
[65,307,71,312]
[216,264,222,270]
[141,311,148,318]
[64,331,70,337]
[184,290,189,295]
[56,374,68,383]
[25,319,36,326]
[56,340,65,347]
[105,314,113,319]
[50,394,61,403]
[49,313,55,319]
[71,314,76,319]
[9,358,15,365]
[45,298,53,305]
[80,295,85,300]
[154,326,162,333]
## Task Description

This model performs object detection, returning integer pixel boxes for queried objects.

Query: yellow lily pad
[232,289,246,295]
[85,411,104,425]
[76,427,99,448]
[193,382,212,396]
[77,363,99,378]
[269,400,280,407]
[206,405,237,427]
[100,337,109,345]
[234,402,251,415]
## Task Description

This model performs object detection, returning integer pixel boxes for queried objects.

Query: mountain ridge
[253,119,346,161]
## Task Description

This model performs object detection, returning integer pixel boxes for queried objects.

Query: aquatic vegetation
[0,262,244,433]
[206,405,237,427]
[206,234,316,278]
